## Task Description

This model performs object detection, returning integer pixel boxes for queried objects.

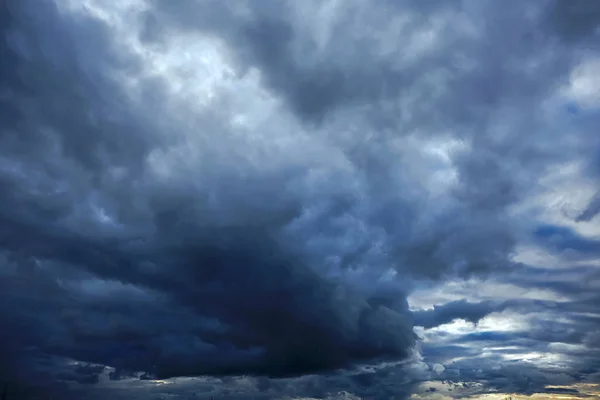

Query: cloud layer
[1,0,599,399]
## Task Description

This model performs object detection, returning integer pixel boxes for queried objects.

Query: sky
[0,0,599,399]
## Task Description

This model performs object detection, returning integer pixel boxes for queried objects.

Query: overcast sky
[1,0,600,399]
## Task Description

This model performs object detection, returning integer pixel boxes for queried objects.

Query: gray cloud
[412,300,513,329]
[417,278,600,395]
[1,0,600,399]
[547,0,600,44]
[577,193,600,222]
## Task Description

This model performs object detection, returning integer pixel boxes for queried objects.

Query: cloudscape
[1,0,599,399]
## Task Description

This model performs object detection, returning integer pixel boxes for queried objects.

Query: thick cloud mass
[1,0,600,399]
[0,0,422,384]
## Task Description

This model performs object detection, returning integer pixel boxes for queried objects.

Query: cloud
[415,284,600,396]
[432,364,445,375]
[1,0,600,399]
[412,300,513,329]
[577,193,600,222]
[546,0,600,44]
[543,387,582,395]
[533,224,600,256]
[0,0,435,388]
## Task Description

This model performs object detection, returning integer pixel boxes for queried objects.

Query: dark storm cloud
[2,0,600,399]
[143,0,411,123]
[546,0,600,44]
[143,0,599,278]
[577,193,600,222]
[534,225,600,256]
[0,0,421,390]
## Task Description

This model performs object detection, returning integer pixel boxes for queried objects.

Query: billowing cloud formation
[1,0,600,399]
